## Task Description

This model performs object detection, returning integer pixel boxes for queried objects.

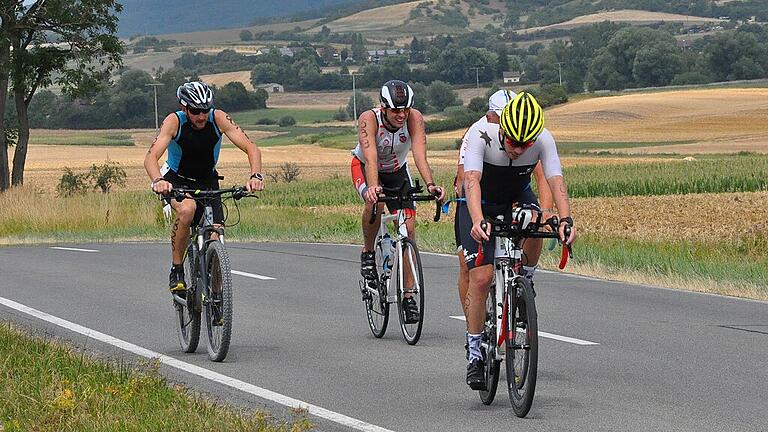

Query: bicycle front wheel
[204,241,233,362]
[505,277,538,417]
[364,237,389,338]
[176,243,201,353]
[479,284,501,405]
[395,238,424,345]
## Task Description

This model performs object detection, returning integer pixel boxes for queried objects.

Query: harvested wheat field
[548,88,768,153]
[307,1,424,34]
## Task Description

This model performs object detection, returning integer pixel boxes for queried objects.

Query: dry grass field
[306,1,425,34]
[200,70,256,90]
[431,88,768,154]
[154,19,322,44]
[519,9,723,34]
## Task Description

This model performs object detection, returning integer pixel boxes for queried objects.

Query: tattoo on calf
[171,219,180,253]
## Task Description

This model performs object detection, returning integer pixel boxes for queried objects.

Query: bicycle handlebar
[367,179,442,225]
[162,186,254,202]
[475,206,573,269]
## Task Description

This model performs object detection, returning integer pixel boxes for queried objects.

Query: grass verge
[0,322,312,431]
[29,134,135,146]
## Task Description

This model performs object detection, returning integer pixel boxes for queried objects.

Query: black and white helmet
[380,80,414,109]
[176,81,214,110]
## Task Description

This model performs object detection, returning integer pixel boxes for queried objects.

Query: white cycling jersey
[463,124,562,204]
[352,107,412,173]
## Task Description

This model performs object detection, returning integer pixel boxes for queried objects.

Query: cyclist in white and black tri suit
[351,79,446,323]
[459,92,576,390]
[144,81,265,294]
[454,89,554,361]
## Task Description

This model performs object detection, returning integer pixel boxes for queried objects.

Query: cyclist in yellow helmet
[457,91,576,390]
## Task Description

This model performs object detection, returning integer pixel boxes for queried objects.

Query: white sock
[467,333,483,362]
[523,265,536,280]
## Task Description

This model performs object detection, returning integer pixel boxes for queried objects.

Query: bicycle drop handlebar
[368,179,443,225]
[476,206,573,270]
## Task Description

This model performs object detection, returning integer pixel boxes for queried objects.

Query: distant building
[367,48,408,63]
[676,39,692,51]
[503,71,522,84]
[255,83,284,93]
[255,47,304,57]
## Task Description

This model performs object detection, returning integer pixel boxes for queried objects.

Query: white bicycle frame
[372,209,413,304]
[486,210,532,361]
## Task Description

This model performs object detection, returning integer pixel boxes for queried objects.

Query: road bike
[360,180,441,345]
[165,186,253,362]
[475,205,572,417]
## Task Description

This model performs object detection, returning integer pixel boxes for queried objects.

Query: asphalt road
[1,242,767,431]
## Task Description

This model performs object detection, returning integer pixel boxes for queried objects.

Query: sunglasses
[387,107,410,114]
[502,132,535,149]
[187,107,211,115]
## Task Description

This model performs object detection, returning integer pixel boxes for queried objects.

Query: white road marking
[0,296,394,432]
[232,270,275,280]
[50,246,99,253]
[448,315,599,346]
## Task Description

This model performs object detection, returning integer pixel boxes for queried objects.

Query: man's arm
[144,114,178,194]
[358,110,380,203]
[408,109,445,200]
[464,170,489,242]
[215,110,264,191]
[545,175,576,244]
[532,162,554,217]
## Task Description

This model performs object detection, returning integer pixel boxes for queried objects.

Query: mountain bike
[360,180,441,345]
[475,205,572,417]
[165,186,253,362]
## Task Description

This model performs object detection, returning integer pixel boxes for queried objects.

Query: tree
[1,0,123,190]
[239,30,253,42]
[426,80,460,112]
[346,91,374,119]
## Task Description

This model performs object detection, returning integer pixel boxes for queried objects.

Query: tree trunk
[11,86,28,186]
[0,38,11,192]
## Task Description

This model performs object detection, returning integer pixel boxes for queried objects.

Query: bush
[89,161,127,193]
[278,115,296,127]
[333,107,349,121]
[239,30,253,41]
[279,162,301,183]
[57,168,90,196]
[56,161,127,196]
[425,112,477,133]
[442,105,469,116]
[255,117,276,125]
[467,96,486,113]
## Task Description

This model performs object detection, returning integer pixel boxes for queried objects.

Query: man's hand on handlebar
[151,178,172,195]
[558,218,576,245]
[364,185,382,204]
[246,177,264,193]
[427,184,446,202]
[471,219,490,243]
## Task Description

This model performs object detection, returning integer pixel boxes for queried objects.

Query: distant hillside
[117,0,364,36]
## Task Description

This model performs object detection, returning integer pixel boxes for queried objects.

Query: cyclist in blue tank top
[144,81,265,293]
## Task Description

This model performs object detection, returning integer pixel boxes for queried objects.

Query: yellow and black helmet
[499,92,544,143]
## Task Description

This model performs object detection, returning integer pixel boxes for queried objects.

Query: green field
[29,134,135,146]
[255,126,354,147]
[0,323,311,431]
[564,154,768,197]
[232,108,337,125]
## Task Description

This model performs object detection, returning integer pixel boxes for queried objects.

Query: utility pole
[555,62,564,87]
[349,71,363,127]
[145,83,165,130]
[471,66,484,89]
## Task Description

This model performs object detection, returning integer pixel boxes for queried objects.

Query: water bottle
[380,233,393,273]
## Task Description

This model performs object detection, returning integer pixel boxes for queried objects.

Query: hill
[117,0,363,36]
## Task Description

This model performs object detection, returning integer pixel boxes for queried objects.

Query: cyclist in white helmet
[454,89,554,368]
[351,79,446,323]
[144,81,265,294]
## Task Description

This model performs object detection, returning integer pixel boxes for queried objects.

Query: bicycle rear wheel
[479,285,501,404]
[505,277,538,417]
[395,238,424,345]
[175,243,201,353]
[364,236,389,338]
[204,241,233,362]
